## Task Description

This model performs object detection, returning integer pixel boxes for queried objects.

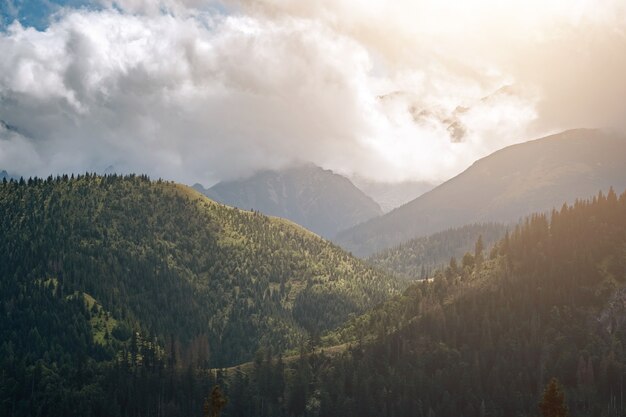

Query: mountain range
[4,174,622,416]
[193,164,383,238]
[336,128,626,256]
[2,131,626,416]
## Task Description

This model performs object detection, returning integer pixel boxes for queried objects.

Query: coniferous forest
[0,174,397,416]
[1,175,626,417]
[220,188,626,417]
[368,222,508,280]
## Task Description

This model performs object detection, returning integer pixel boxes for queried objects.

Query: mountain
[369,222,508,280]
[349,177,436,212]
[193,165,383,239]
[336,128,626,256]
[0,170,9,180]
[3,175,626,416]
[224,188,626,417]
[0,174,397,377]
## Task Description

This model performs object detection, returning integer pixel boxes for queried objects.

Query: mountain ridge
[194,164,383,238]
[336,128,626,256]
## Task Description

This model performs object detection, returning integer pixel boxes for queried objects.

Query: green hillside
[4,173,626,417]
[222,188,626,417]
[368,223,508,280]
[0,174,397,373]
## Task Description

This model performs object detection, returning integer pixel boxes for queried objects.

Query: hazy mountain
[194,164,383,238]
[336,128,626,256]
[0,170,9,180]
[350,177,436,212]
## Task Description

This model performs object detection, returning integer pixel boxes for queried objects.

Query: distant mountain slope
[0,174,397,369]
[369,222,508,280]
[194,164,383,238]
[350,177,436,212]
[337,128,626,256]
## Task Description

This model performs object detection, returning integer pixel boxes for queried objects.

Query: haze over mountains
[349,177,436,213]
[337,129,626,256]
[193,165,383,238]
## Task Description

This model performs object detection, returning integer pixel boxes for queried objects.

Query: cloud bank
[0,0,625,184]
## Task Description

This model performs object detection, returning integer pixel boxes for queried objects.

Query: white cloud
[0,122,43,173]
[0,10,388,182]
[0,1,624,184]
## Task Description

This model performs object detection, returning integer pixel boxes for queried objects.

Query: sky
[1,0,625,185]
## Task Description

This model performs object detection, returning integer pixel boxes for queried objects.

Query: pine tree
[207,385,228,417]
[474,235,484,266]
[539,378,569,417]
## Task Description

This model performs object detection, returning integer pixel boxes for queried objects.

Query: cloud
[0,1,624,184]
[98,0,218,16]
[0,10,389,182]
[0,121,44,173]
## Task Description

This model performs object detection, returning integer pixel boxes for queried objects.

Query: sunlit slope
[0,174,397,367]
[337,128,626,256]
[248,188,626,417]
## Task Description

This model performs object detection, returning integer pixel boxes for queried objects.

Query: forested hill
[0,174,397,373]
[222,188,626,417]
[4,174,626,417]
[368,222,508,280]
[337,128,626,256]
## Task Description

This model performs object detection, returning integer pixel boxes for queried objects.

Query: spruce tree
[539,378,569,417]
[208,385,228,417]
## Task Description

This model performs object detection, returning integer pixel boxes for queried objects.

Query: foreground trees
[1,174,626,416]
[204,385,228,417]
[540,378,569,417]
[219,188,626,417]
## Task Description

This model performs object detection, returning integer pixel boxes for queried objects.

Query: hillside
[369,222,508,280]
[222,187,626,417]
[336,128,626,256]
[193,164,382,238]
[0,174,397,376]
